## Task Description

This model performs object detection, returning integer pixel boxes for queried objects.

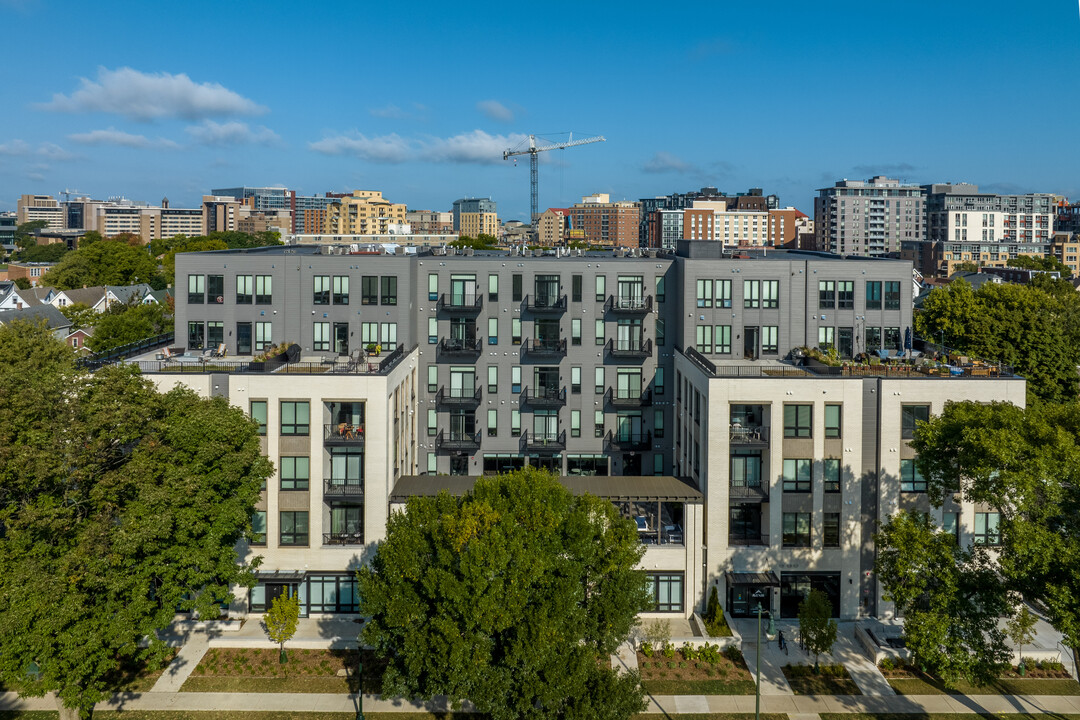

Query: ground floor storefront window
[249,572,360,616]
[779,571,840,618]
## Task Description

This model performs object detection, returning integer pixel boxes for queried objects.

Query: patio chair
[200,348,214,361]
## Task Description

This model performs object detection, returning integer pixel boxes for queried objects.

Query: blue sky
[1,0,1078,220]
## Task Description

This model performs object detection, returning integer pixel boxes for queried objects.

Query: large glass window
[207,275,224,304]
[255,275,272,304]
[646,573,684,613]
[255,322,272,352]
[818,281,835,309]
[884,281,901,310]
[187,321,204,350]
[307,574,359,613]
[866,281,882,309]
[761,326,778,355]
[902,405,930,439]
[782,458,811,492]
[595,275,606,302]
[762,280,779,309]
[207,321,224,349]
[313,322,330,351]
[250,511,266,546]
[313,275,330,305]
[900,459,926,492]
[333,276,349,305]
[743,280,759,309]
[823,514,841,548]
[187,274,205,304]
[784,405,812,438]
[281,401,310,436]
[236,275,253,304]
[782,512,811,547]
[696,279,712,308]
[837,281,854,309]
[250,401,267,435]
[279,511,309,546]
[280,456,310,490]
[328,448,364,489]
[362,276,378,305]
[566,454,608,476]
[380,276,397,305]
[715,279,732,308]
[824,404,842,438]
[823,458,841,492]
[974,512,1001,546]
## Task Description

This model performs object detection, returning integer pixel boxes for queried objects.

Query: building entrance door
[743,326,759,360]
[333,323,349,356]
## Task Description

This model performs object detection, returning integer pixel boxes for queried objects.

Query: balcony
[607,430,652,451]
[523,294,567,314]
[437,292,483,313]
[522,386,566,408]
[323,479,364,497]
[729,425,769,447]
[606,294,653,314]
[606,387,653,409]
[436,386,482,408]
[437,337,482,360]
[521,429,566,453]
[729,483,769,502]
[606,338,652,360]
[728,534,769,546]
[523,337,567,360]
[324,424,366,446]
[436,429,481,453]
[323,532,364,546]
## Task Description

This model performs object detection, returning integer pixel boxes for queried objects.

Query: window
[571,318,581,346]
[594,367,605,395]
[942,512,959,540]
[313,275,330,305]
[236,275,253,304]
[511,410,521,437]
[488,366,498,393]
[572,274,582,302]
[655,367,665,395]
[819,280,835,309]
[884,327,901,351]
[188,274,205,304]
[782,512,811,547]
[280,401,310,436]
[207,275,224,303]
[511,367,521,394]
[380,276,397,305]
[250,401,267,435]
[512,318,522,346]
[884,281,901,310]
[280,456,310,490]
[900,459,926,492]
[823,513,841,548]
[488,409,498,437]
[715,325,731,354]
[571,366,581,394]
[823,458,841,492]
[818,326,834,350]
[488,274,498,301]
[255,275,272,304]
[313,322,330,351]
[696,325,712,353]
[866,281,882,309]
[594,410,605,438]
[865,326,881,350]
[762,280,779,309]
[308,573,359,613]
[783,458,812,492]
[837,281,854,309]
[595,275,606,302]
[824,404,841,438]
[715,279,732,308]
[207,322,224,349]
[654,409,664,438]
[512,274,522,301]
[696,279,712,308]
[333,276,349,305]
[428,273,438,301]
[655,275,665,303]
[255,322,272,351]
[646,573,684,613]
[571,410,581,438]
[279,511,309,546]
[361,276,378,305]
[427,409,436,437]
[428,318,438,344]
[656,318,666,347]
[743,280,759,309]
[974,512,1001,546]
[488,317,498,345]
[784,405,812,438]
[187,321,204,350]
[902,405,930,439]
[761,326,778,355]
[595,319,604,346]
[653,453,664,476]
[250,511,266,546]
[380,322,397,350]
[427,365,438,393]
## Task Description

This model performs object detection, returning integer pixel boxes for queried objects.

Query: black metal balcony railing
[729,483,769,502]
[606,430,652,451]
[523,337,567,358]
[728,534,769,546]
[436,429,481,452]
[728,425,770,446]
[438,337,482,359]
[521,429,566,452]
[323,532,364,546]
[606,338,652,359]
[437,292,483,312]
[523,294,567,314]
[522,386,566,407]
[324,424,366,446]
[606,387,652,408]
[436,386,482,408]
[324,479,364,497]
[606,294,653,314]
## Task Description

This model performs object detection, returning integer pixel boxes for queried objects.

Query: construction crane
[503,133,605,226]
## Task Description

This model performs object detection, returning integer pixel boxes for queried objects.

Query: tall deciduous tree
[41,239,160,291]
[358,468,651,720]
[875,510,1011,686]
[0,320,272,719]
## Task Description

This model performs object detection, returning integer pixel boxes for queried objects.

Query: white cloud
[643,151,697,174]
[0,139,75,161]
[0,139,31,155]
[309,133,412,163]
[39,67,266,121]
[476,99,514,123]
[185,121,280,146]
[309,129,525,165]
[421,130,525,165]
[68,127,179,149]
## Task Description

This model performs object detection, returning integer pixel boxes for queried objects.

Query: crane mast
[503,133,605,228]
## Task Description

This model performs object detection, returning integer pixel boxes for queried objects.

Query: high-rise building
[16,195,65,229]
[814,177,925,257]
[570,193,639,248]
[324,191,407,235]
[451,198,498,238]
[536,208,569,246]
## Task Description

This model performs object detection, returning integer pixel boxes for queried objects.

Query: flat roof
[390,475,702,503]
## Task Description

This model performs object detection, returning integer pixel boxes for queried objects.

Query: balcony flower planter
[249,343,300,372]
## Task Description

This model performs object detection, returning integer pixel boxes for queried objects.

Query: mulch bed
[637,649,757,695]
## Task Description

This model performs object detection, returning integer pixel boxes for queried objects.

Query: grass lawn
[637,649,756,695]
[887,676,1080,696]
[180,648,382,694]
[782,663,861,695]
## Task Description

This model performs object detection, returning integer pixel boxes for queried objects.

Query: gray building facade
[814,176,925,257]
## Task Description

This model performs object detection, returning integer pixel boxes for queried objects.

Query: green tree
[798,589,837,670]
[1006,605,1038,666]
[57,303,99,332]
[951,262,980,273]
[13,277,32,290]
[0,321,272,720]
[1007,254,1073,278]
[265,592,300,664]
[16,242,68,263]
[358,468,651,720]
[41,239,160,290]
[14,220,48,249]
[86,300,172,354]
[912,400,1080,673]
[875,510,1011,686]
[161,237,228,284]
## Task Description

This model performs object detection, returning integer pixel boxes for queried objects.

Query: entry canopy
[725,571,780,587]
[254,570,307,582]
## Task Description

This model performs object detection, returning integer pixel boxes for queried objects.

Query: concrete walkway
[150,633,209,692]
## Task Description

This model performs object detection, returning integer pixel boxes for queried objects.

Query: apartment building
[91,199,203,242]
[570,193,640,248]
[1051,232,1080,276]
[451,198,498,238]
[683,200,772,247]
[814,177,925,257]
[536,208,569,246]
[405,211,454,235]
[16,194,65,229]
[323,191,407,235]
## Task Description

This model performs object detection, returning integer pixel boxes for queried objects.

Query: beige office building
[324,191,407,235]
[16,194,65,229]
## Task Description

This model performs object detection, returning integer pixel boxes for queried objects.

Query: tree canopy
[0,320,272,719]
[357,468,650,720]
[41,239,161,291]
[797,589,837,670]
[15,242,68,263]
[13,220,48,249]
[1007,254,1073,278]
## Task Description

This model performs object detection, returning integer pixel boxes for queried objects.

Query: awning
[725,571,780,587]
[390,475,702,503]
[254,570,306,582]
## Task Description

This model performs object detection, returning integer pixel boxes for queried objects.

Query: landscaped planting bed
[637,643,756,695]
[878,658,1080,696]
[180,648,382,694]
[781,663,861,695]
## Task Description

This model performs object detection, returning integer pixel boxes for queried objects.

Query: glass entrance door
[236,322,252,355]
[450,276,476,306]
[333,323,349,356]
[744,326,759,360]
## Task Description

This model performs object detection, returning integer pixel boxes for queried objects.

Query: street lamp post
[755,601,763,720]
[356,652,364,720]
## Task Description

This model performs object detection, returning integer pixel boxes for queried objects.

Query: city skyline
[1,0,1079,218]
